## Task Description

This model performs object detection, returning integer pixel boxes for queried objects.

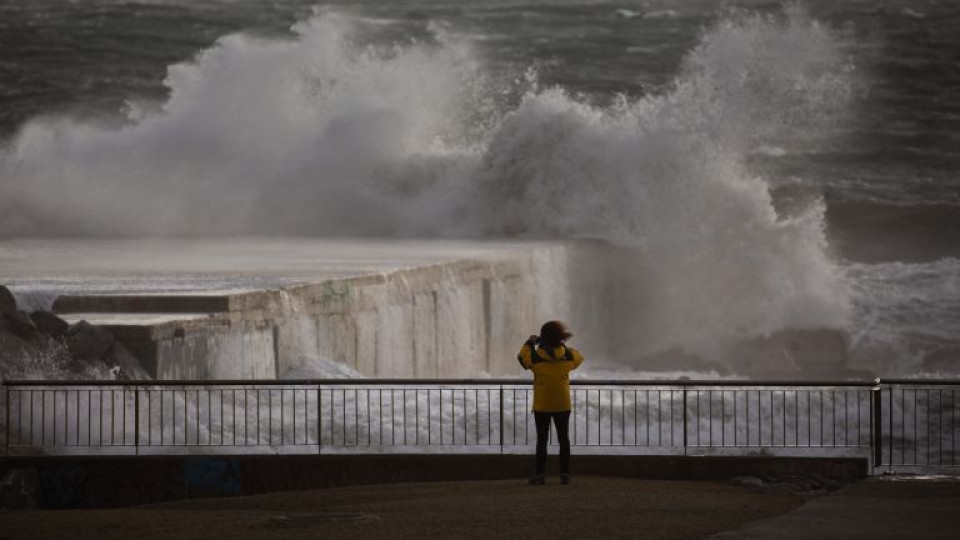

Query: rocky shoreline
[0,285,148,382]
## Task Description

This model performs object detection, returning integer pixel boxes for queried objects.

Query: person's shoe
[560,474,571,485]
[528,475,545,485]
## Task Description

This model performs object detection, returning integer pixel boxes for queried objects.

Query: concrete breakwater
[1,239,611,380]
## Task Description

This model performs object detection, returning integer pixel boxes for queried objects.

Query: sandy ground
[0,476,806,540]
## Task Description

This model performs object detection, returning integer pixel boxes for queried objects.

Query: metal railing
[877,380,960,469]
[2,379,893,461]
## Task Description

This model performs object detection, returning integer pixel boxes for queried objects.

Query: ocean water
[0,0,958,376]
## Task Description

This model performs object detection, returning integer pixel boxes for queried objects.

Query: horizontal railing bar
[878,379,960,386]
[688,444,872,450]
[3,443,874,447]
[1,379,888,388]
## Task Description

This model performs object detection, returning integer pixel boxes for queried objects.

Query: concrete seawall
[3,239,613,380]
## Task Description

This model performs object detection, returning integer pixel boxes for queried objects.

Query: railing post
[317,383,326,455]
[134,387,140,456]
[498,385,504,454]
[4,385,9,457]
[871,382,882,470]
[682,387,688,456]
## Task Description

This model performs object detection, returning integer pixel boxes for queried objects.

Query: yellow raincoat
[517,341,584,412]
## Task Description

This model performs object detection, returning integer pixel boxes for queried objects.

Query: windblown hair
[539,320,573,349]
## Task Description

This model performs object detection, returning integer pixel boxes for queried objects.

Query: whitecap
[614,8,643,19]
[644,9,679,19]
[752,145,788,157]
[901,7,926,19]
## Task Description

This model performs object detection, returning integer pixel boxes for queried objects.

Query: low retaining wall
[0,455,868,509]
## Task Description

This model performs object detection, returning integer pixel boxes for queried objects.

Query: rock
[0,285,41,341]
[0,285,19,318]
[29,310,65,335]
[2,312,40,343]
[65,320,114,361]
[29,310,69,337]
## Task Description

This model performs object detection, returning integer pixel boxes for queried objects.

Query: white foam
[644,9,679,19]
[752,145,788,157]
[844,258,960,375]
[614,9,643,19]
[901,7,926,19]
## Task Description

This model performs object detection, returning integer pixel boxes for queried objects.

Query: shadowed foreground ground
[712,476,960,540]
[1,477,805,540]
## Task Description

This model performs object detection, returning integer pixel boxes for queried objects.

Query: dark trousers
[533,411,571,476]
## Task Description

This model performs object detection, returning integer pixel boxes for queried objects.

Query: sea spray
[0,8,858,366]
[464,8,856,359]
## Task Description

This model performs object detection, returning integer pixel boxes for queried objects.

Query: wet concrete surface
[1,476,805,540]
[711,475,960,540]
[8,472,953,540]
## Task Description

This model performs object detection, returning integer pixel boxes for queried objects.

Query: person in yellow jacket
[517,320,584,485]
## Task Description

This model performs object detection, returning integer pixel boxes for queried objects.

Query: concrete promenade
[5,476,958,540]
[1,476,806,540]
[0,455,866,509]
[711,476,960,540]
